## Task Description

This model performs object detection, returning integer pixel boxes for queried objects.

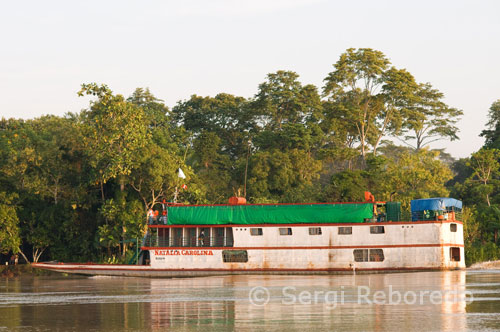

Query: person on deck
[160,210,167,225]
[147,208,155,224]
[198,230,205,246]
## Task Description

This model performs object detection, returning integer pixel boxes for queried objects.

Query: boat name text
[154,249,214,256]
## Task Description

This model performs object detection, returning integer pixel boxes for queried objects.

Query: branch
[394,136,417,149]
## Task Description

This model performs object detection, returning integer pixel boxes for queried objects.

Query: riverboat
[33,195,465,277]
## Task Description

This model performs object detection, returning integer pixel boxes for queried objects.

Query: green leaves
[0,192,20,254]
[481,100,500,149]
[322,48,462,158]
[253,70,322,130]
[79,83,150,197]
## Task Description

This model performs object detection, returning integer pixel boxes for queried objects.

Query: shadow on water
[0,271,499,331]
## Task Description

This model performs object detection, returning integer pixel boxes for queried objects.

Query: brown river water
[1,270,500,331]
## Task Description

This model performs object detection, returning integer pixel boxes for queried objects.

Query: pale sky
[1,0,499,158]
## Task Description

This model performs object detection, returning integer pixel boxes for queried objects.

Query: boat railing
[142,235,232,248]
[406,209,462,222]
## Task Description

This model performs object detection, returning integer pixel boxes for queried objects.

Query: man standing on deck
[147,208,155,224]
[198,230,205,246]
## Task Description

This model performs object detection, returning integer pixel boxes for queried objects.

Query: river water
[1,271,499,331]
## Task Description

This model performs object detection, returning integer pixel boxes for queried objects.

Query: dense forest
[1,48,499,266]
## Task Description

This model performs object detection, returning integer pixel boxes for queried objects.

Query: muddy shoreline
[0,265,60,278]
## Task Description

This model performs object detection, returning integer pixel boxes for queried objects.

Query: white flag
[178,168,186,179]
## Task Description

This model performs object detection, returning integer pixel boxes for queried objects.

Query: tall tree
[466,149,500,207]
[78,83,150,199]
[0,192,21,255]
[247,149,321,201]
[400,82,463,150]
[172,93,252,160]
[127,88,170,129]
[253,70,322,130]
[386,148,452,206]
[323,48,393,159]
[480,99,500,149]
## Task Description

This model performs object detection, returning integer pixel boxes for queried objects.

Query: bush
[465,242,500,266]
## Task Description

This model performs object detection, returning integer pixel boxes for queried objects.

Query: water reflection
[146,272,471,331]
[0,271,499,331]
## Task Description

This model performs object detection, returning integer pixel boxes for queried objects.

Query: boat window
[187,228,197,247]
[250,228,263,236]
[309,227,322,235]
[354,249,385,262]
[158,228,169,247]
[450,223,457,232]
[353,249,369,262]
[370,226,385,234]
[450,247,461,261]
[369,249,384,262]
[214,227,225,246]
[338,227,352,235]
[279,228,293,236]
[222,250,248,263]
[225,227,234,247]
[172,228,183,247]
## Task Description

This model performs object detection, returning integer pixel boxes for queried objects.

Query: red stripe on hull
[33,264,461,273]
[141,243,464,251]
[149,220,462,228]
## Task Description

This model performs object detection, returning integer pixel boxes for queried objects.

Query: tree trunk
[33,247,46,263]
[54,183,58,204]
[18,250,31,264]
[100,180,105,202]
[120,175,125,192]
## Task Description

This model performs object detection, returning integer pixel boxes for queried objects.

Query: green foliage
[466,243,500,266]
[0,192,20,254]
[253,70,322,130]
[465,148,500,206]
[325,170,368,202]
[79,83,150,197]
[386,148,452,206]
[247,149,322,202]
[480,100,500,149]
[322,48,461,158]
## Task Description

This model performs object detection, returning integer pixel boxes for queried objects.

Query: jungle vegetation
[0,48,497,266]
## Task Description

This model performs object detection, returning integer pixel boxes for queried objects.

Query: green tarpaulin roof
[166,203,373,225]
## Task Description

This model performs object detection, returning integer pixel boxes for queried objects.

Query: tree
[129,144,181,212]
[22,116,81,204]
[386,148,452,207]
[466,149,500,206]
[0,192,21,255]
[98,194,144,257]
[79,83,150,199]
[323,48,461,160]
[323,48,391,160]
[479,205,500,243]
[480,99,500,149]
[172,93,252,160]
[247,149,322,201]
[191,131,232,202]
[128,88,170,129]
[400,82,462,150]
[253,70,322,130]
[324,170,368,202]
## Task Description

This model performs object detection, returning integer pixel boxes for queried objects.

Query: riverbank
[469,260,500,270]
[0,264,59,278]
